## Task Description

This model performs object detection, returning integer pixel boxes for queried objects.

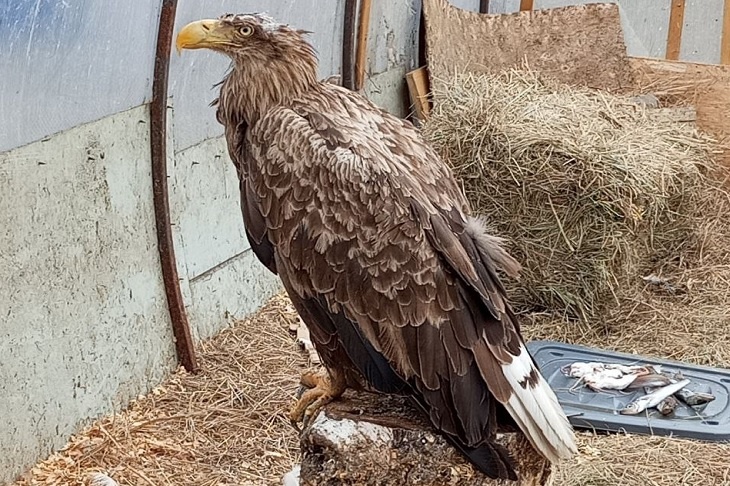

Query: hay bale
[422,70,717,320]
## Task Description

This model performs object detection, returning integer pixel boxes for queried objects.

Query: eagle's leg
[290,368,347,428]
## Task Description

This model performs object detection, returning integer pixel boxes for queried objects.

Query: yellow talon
[289,370,346,429]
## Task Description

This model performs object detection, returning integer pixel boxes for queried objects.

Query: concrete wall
[0,106,177,483]
[363,0,480,117]
[0,1,331,481]
[168,134,281,342]
[0,103,281,484]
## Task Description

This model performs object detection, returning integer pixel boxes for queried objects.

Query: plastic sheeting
[0,0,161,153]
[170,0,345,152]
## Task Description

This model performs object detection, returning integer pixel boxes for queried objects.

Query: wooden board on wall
[629,57,730,163]
[422,0,636,92]
[406,66,431,121]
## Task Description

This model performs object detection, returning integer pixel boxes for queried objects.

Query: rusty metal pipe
[150,0,198,372]
[342,0,358,90]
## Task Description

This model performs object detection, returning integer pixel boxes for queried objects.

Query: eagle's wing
[244,85,576,476]
[221,116,278,274]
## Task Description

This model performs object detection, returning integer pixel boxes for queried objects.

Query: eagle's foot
[290,370,346,430]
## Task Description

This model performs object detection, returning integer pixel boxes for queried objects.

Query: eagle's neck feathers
[219,38,318,124]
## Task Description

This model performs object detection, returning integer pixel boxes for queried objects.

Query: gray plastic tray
[527,340,730,441]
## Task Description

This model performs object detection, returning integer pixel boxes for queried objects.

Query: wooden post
[520,0,534,11]
[355,0,373,91]
[341,0,358,90]
[722,0,730,64]
[666,0,686,60]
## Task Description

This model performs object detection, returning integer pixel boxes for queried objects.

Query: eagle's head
[176,13,319,121]
[176,13,316,69]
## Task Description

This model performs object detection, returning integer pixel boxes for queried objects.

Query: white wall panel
[0,0,161,153]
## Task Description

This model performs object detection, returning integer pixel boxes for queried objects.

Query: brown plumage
[176,13,576,480]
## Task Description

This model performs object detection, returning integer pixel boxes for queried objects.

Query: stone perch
[289,392,553,485]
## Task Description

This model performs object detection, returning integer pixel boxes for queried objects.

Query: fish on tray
[665,371,716,406]
[562,361,668,392]
[657,395,680,416]
[675,387,716,406]
[562,361,717,416]
[561,362,659,379]
[620,379,691,415]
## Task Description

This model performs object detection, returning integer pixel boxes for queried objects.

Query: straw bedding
[14,275,730,485]
[14,294,310,486]
[422,69,719,320]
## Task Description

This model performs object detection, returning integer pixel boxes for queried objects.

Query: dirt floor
[13,249,730,485]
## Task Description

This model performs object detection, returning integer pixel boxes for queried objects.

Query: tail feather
[449,437,518,481]
[500,343,578,462]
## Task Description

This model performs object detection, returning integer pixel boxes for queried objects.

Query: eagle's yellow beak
[176,19,225,54]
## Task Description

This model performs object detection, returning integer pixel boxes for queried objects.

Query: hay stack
[422,70,716,319]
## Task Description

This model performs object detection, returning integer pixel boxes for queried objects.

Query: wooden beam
[666,0,686,60]
[722,0,730,64]
[406,66,431,121]
[354,0,373,91]
[479,0,490,14]
[520,0,534,11]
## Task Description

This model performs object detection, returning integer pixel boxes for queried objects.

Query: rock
[296,392,552,485]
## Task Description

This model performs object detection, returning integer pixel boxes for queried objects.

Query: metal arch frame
[150,0,198,372]
[342,0,358,90]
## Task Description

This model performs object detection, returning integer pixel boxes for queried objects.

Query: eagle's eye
[239,25,254,37]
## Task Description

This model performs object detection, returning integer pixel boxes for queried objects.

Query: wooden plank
[666,0,686,61]
[520,0,534,11]
[422,0,635,93]
[406,66,431,121]
[630,56,730,165]
[722,0,730,64]
[354,0,372,91]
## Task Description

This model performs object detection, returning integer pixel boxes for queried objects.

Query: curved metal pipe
[342,0,358,90]
[150,0,198,372]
